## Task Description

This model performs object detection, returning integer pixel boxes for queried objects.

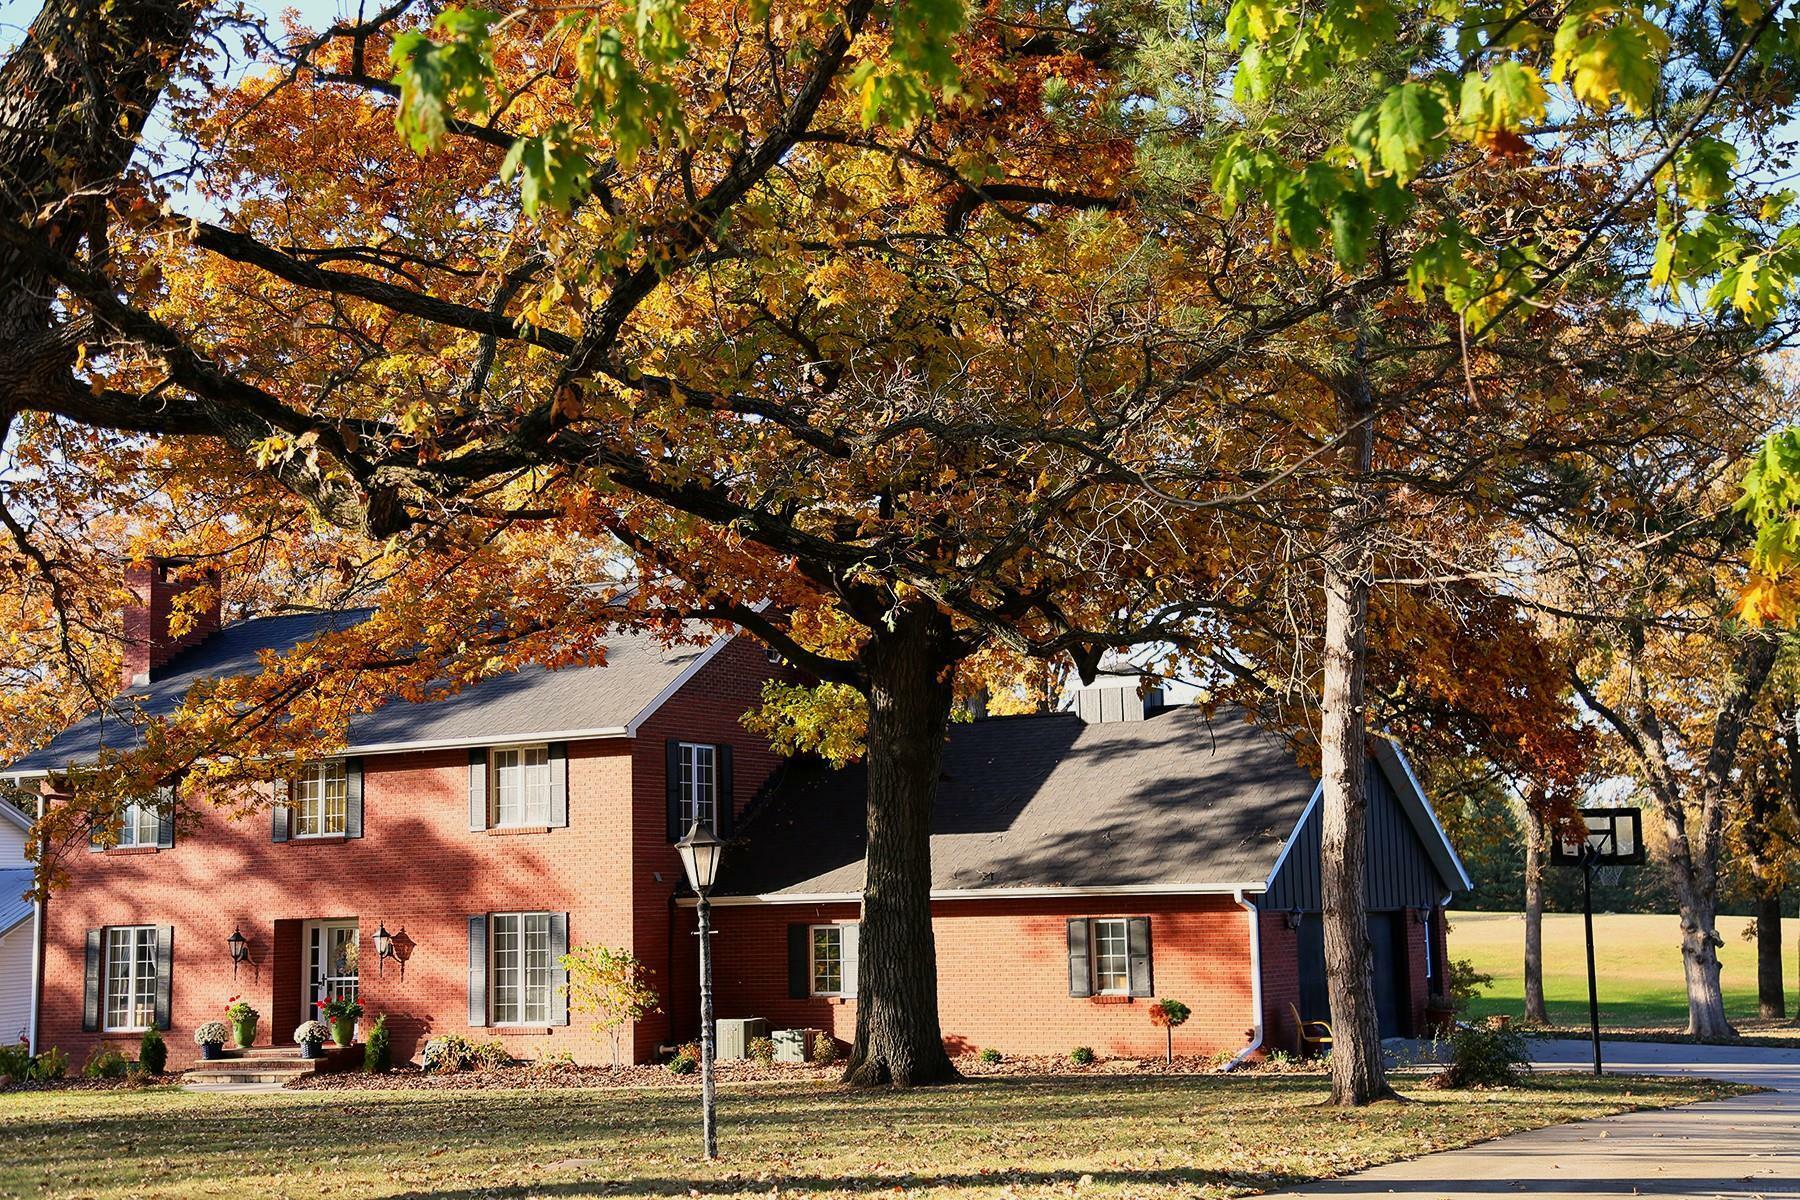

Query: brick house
[5,561,1469,1069]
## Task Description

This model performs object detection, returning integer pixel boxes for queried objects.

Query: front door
[305,920,360,1019]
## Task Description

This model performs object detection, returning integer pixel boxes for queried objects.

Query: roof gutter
[679,881,1270,907]
[1220,888,1264,1071]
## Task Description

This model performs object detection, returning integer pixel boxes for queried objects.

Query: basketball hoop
[1550,806,1645,1078]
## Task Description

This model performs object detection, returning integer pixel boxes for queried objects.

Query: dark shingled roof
[713,704,1318,897]
[5,611,720,776]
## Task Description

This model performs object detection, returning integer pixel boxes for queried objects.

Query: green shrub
[0,1042,30,1080]
[746,1035,775,1066]
[363,1014,391,1073]
[31,1047,66,1081]
[81,1048,132,1079]
[1435,1023,1529,1088]
[977,1047,1002,1064]
[1069,1045,1095,1066]
[420,1033,509,1073]
[1447,958,1494,1013]
[667,1043,699,1075]
[809,1034,839,1066]
[137,1029,168,1075]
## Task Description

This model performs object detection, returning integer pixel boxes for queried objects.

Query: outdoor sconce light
[1284,908,1303,931]
[228,927,250,977]
[374,923,414,978]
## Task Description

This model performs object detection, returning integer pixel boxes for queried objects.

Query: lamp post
[675,821,725,1160]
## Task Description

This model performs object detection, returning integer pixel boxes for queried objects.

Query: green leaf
[1673,136,1738,210]
[1374,81,1449,184]
[1456,61,1548,136]
[388,8,499,153]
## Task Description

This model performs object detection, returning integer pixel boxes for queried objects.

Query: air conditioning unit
[772,1027,827,1063]
[715,1017,769,1061]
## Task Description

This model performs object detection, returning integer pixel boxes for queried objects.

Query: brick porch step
[182,1048,325,1086]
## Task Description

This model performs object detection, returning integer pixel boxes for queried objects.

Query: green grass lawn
[0,1074,1740,1200]
[1451,911,1785,1029]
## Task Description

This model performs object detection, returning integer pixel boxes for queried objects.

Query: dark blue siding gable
[1264,760,1456,911]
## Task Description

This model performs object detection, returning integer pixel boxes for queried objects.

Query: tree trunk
[1318,339,1396,1107]
[1673,883,1734,1038]
[1,0,202,385]
[1522,801,1548,1024]
[841,601,959,1087]
[1757,890,1785,1020]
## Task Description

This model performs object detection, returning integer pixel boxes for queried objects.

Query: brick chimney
[121,558,222,688]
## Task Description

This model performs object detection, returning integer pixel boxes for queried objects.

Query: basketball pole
[1582,849,1602,1076]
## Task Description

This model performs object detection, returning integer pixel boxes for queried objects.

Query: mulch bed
[1,1072,178,1094]
[287,1051,1318,1091]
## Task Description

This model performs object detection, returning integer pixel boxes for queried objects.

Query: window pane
[132,928,157,1028]
[681,744,716,829]
[812,926,843,995]
[523,914,551,1023]
[321,761,347,835]
[523,746,550,825]
[1093,919,1130,994]
[105,926,156,1030]
[105,928,133,1028]
[295,767,321,836]
[494,750,521,825]
[116,801,158,847]
[492,914,520,1024]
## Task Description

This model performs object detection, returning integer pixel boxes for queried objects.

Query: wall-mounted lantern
[228,927,250,977]
[373,922,414,978]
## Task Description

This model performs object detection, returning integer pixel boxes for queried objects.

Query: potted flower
[293,1020,331,1060]
[316,997,364,1047]
[225,996,260,1048]
[193,1021,230,1060]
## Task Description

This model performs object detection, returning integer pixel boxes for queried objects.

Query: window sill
[812,995,854,1005]
[486,826,552,837]
[102,847,158,857]
[1088,995,1135,1005]
[492,1025,554,1035]
[291,834,349,844]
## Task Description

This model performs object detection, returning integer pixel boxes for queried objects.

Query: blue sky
[1,0,352,56]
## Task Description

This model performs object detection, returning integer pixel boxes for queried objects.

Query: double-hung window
[676,742,717,830]
[293,760,348,837]
[492,745,552,827]
[103,926,158,1031]
[809,923,859,997]
[1090,918,1131,995]
[490,912,555,1025]
[1067,916,1151,998]
[112,800,160,848]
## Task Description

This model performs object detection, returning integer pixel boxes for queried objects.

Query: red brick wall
[1257,911,1302,1055]
[39,633,789,1070]
[121,561,221,687]
[628,637,788,1058]
[41,739,636,1070]
[681,894,1261,1060]
[1404,908,1429,1037]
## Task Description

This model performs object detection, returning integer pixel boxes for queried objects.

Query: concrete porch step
[180,1065,315,1087]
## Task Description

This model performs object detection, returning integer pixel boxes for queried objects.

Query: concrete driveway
[1254,1038,1800,1198]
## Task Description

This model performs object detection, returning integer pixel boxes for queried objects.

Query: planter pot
[329,1017,355,1047]
[200,1042,224,1060]
[1425,1002,1457,1037]
[232,1018,258,1048]
[298,1039,323,1060]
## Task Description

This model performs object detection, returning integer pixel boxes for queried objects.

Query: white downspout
[27,795,44,1055]
[1221,888,1264,1070]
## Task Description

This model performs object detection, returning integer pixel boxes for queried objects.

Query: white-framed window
[809,922,859,997]
[676,742,717,830]
[103,925,158,1031]
[490,912,554,1025]
[491,745,552,827]
[1091,918,1131,995]
[293,760,348,837]
[112,800,161,848]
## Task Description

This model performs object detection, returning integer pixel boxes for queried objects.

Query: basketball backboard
[1550,806,1645,866]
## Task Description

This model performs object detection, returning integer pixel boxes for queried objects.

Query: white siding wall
[0,816,24,864]
[0,926,30,1046]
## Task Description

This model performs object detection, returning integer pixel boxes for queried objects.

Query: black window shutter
[787,923,810,998]
[549,912,570,1025]
[1128,916,1153,997]
[467,915,489,1026]
[468,749,488,832]
[716,744,734,836]
[665,740,682,840]
[1066,919,1092,997]
[344,758,364,838]
[271,779,290,843]
[82,929,103,1031]
[548,742,568,828]
[153,924,175,1030]
[155,788,175,849]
